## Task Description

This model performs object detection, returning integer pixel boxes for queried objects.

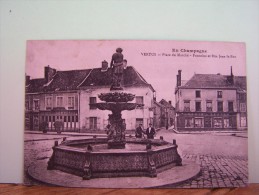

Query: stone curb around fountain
[27,160,201,188]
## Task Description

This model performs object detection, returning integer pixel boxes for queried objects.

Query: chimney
[101,60,108,72]
[25,75,30,85]
[177,70,182,87]
[227,66,234,85]
[44,65,56,83]
[153,91,156,101]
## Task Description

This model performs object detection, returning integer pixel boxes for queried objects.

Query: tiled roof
[26,66,153,93]
[26,78,46,93]
[159,99,175,108]
[180,74,246,90]
[46,69,91,91]
[78,66,152,88]
[153,101,165,108]
[234,76,246,92]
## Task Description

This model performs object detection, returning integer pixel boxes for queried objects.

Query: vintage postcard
[24,40,247,188]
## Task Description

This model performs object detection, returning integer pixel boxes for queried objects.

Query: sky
[26,40,246,104]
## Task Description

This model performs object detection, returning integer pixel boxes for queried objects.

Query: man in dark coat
[146,123,156,139]
[135,124,144,138]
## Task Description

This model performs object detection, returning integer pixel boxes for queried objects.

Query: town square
[24,40,247,188]
[24,128,247,188]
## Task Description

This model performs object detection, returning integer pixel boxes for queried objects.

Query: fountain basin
[47,138,182,179]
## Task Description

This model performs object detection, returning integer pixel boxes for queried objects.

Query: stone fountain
[94,92,141,149]
[46,48,183,180]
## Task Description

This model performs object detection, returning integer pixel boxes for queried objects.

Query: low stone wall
[47,138,182,179]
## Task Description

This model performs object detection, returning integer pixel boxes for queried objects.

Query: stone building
[25,62,156,132]
[153,101,164,129]
[152,99,175,129]
[159,99,175,129]
[175,68,247,131]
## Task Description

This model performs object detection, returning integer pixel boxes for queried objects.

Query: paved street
[24,129,248,188]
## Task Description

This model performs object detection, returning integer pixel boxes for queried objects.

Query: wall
[80,86,154,131]
[178,88,237,112]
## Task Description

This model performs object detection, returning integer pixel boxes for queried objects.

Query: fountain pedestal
[93,92,140,149]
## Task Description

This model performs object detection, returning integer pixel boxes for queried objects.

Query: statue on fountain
[90,48,143,149]
[110,48,125,90]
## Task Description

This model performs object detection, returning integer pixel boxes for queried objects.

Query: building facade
[175,68,247,131]
[159,99,175,128]
[152,99,175,129]
[153,101,164,129]
[25,63,156,132]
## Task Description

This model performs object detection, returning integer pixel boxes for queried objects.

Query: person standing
[135,124,144,138]
[146,123,156,139]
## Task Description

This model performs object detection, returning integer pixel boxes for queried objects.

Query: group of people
[106,122,156,139]
[135,123,156,139]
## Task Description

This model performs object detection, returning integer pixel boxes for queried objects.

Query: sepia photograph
[24,40,247,188]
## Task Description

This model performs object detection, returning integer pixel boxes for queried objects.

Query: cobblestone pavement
[172,154,248,188]
[156,129,248,188]
[24,129,248,188]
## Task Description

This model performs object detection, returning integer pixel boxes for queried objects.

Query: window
[240,116,247,127]
[136,118,143,128]
[45,97,52,109]
[57,97,63,107]
[136,96,144,104]
[239,93,246,102]
[184,100,190,112]
[68,97,75,109]
[90,117,97,129]
[89,97,97,109]
[25,101,29,110]
[224,118,232,128]
[240,103,246,112]
[217,91,223,98]
[214,118,223,128]
[206,101,212,112]
[195,101,201,112]
[33,100,39,110]
[194,118,203,128]
[195,90,201,98]
[217,101,223,112]
[228,101,234,112]
[185,118,193,128]
[136,96,144,109]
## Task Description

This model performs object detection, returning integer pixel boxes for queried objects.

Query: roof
[26,66,154,93]
[179,74,246,91]
[234,76,246,92]
[153,101,165,108]
[46,69,91,91]
[159,99,175,109]
[79,66,152,89]
[25,78,46,93]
